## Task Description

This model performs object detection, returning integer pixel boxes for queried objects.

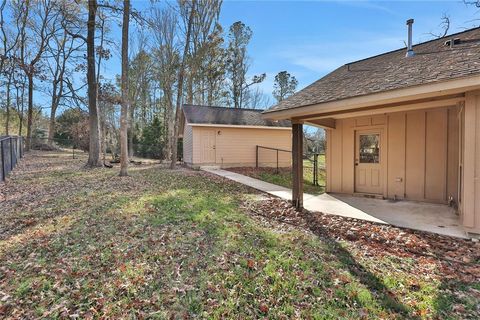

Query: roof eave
[263,74,480,120]
[187,123,291,130]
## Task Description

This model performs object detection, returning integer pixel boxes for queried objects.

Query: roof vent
[406,19,415,57]
[444,38,461,48]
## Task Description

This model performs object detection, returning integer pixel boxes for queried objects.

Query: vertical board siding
[476,95,480,232]
[183,124,193,164]
[387,113,406,199]
[462,92,480,233]
[191,126,291,167]
[326,129,332,192]
[425,109,448,201]
[447,107,460,204]
[327,106,459,205]
[405,111,426,200]
[330,120,343,192]
[342,119,355,193]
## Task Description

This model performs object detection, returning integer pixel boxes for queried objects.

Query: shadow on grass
[2,154,458,318]
[303,218,418,318]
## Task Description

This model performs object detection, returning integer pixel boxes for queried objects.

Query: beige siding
[183,124,193,164]
[191,126,291,167]
[462,91,480,234]
[326,105,459,204]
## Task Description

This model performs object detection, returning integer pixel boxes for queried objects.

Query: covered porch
[203,167,465,238]
[306,193,465,238]
[287,89,480,238]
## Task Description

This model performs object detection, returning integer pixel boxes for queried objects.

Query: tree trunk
[47,111,55,143]
[5,72,11,136]
[164,93,173,162]
[119,0,130,176]
[16,85,23,136]
[171,0,196,169]
[86,0,102,167]
[128,105,134,157]
[47,90,57,145]
[186,71,194,105]
[25,72,33,151]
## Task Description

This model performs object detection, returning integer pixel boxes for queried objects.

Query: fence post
[276,149,279,174]
[256,145,258,168]
[10,137,13,171]
[1,140,4,181]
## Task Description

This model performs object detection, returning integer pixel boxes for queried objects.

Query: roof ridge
[183,104,263,112]
[344,26,480,67]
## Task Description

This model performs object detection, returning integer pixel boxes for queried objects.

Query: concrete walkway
[202,168,467,239]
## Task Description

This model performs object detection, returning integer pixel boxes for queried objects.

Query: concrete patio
[203,168,467,239]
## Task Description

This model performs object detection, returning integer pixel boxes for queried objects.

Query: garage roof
[183,105,291,127]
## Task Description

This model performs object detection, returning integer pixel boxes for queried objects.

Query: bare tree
[1,0,20,135]
[428,14,450,39]
[15,0,58,150]
[128,33,151,156]
[119,0,130,176]
[247,86,271,109]
[171,0,196,169]
[150,7,178,162]
[226,21,265,108]
[45,19,83,145]
[185,0,222,105]
[86,0,102,167]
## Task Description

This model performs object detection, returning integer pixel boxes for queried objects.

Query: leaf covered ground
[0,150,479,319]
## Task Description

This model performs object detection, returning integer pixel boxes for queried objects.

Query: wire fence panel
[303,153,325,187]
[255,145,292,170]
[27,137,169,163]
[0,136,24,182]
[256,145,325,187]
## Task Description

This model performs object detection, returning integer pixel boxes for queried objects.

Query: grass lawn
[228,158,326,195]
[0,150,478,319]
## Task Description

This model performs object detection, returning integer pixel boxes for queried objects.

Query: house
[263,22,480,236]
[181,105,291,168]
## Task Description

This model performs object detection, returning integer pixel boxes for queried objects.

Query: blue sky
[214,0,479,96]
[49,1,480,110]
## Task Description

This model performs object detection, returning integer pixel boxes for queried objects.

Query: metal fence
[303,153,324,187]
[28,136,169,164]
[0,136,24,182]
[255,145,291,172]
[255,145,325,187]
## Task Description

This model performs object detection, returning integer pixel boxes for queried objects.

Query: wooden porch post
[292,122,304,210]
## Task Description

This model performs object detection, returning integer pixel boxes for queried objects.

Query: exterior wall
[183,124,193,165]
[462,91,480,235]
[191,126,291,167]
[326,105,460,204]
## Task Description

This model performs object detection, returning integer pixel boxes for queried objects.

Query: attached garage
[181,105,291,168]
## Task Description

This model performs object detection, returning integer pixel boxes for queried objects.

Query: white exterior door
[355,130,383,194]
[200,130,216,163]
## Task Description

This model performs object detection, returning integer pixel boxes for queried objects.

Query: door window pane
[359,134,380,163]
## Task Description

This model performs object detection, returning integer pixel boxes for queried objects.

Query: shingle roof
[183,104,291,127]
[264,27,480,114]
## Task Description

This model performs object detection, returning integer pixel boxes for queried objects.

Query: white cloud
[276,34,405,74]
[333,0,398,15]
